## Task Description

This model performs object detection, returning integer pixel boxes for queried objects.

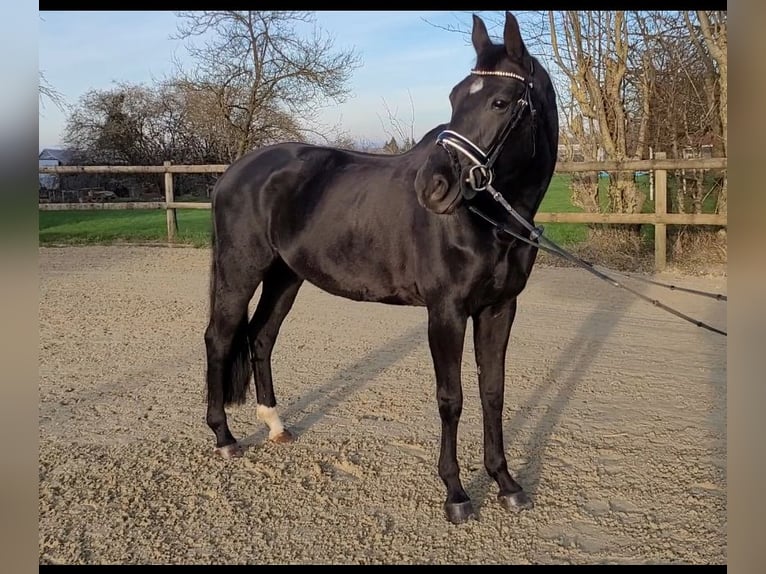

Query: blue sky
[38,11,527,150]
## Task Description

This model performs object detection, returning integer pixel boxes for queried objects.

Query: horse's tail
[224,315,252,406]
[207,220,252,407]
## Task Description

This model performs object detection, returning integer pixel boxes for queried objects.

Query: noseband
[436,62,537,199]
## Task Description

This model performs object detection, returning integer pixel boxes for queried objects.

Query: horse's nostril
[431,175,449,202]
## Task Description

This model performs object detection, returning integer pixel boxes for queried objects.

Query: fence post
[654,152,667,272]
[164,161,177,241]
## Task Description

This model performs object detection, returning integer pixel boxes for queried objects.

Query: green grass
[538,174,588,246]
[38,209,213,247]
[39,178,588,248]
[542,172,720,249]
[42,172,712,249]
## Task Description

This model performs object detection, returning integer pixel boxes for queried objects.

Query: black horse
[204,12,558,524]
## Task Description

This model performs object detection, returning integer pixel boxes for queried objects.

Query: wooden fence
[39,155,727,271]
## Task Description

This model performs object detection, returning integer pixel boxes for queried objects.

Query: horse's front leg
[473,298,534,512]
[427,301,473,524]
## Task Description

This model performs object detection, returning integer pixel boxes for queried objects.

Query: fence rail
[39,155,727,271]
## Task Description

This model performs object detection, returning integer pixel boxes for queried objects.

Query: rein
[468,205,727,337]
[433,65,727,338]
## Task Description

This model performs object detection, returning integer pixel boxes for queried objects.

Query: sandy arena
[38,246,726,564]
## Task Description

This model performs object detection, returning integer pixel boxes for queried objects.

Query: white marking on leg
[469,78,484,94]
[256,405,285,440]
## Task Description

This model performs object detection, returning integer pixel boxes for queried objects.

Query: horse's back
[214,142,402,204]
[211,143,343,237]
[213,142,319,203]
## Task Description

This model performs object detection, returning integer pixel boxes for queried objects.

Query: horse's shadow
[239,322,427,449]
[464,290,632,512]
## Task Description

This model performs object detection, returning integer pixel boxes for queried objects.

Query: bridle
[436,62,537,201]
[427,61,727,338]
[433,60,543,242]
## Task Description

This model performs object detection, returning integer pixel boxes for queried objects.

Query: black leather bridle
[435,61,537,200]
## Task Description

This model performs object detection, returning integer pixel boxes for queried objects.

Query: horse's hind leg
[248,258,303,443]
[205,248,268,459]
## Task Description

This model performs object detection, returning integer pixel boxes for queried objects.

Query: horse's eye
[492,99,510,110]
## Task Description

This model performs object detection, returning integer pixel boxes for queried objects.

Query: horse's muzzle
[414,157,462,215]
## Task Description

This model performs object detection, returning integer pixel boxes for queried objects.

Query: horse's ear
[471,14,492,55]
[503,11,525,61]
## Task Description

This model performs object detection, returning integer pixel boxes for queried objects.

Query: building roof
[39,148,75,163]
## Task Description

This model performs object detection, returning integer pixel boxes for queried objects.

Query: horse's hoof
[270,429,295,443]
[498,490,534,512]
[214,443,243,459]
[444,500,476,524]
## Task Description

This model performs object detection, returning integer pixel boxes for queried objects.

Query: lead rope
[468,198,727,337]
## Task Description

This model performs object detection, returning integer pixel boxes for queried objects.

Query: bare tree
[63,83,194,167]
[39,14,66,114]
[549,12,652,221]
[694,10,726,214]
[427,10,726,264]
[172,11,361,160]
[633,12,726,219]
[428,12,648,219]
[635,13,716,215]
[39,71,65,113]
[378,90,417,153]
[63,81,229,195]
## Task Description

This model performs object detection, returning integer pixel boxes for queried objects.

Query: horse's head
[415,12,543,214]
